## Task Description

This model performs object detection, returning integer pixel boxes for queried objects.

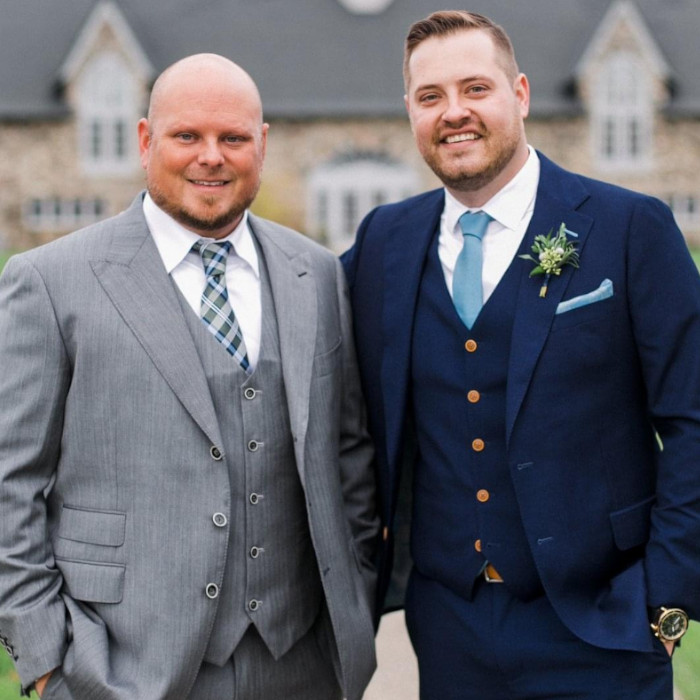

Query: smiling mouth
[443,133,481,144]
[189,180,229,187]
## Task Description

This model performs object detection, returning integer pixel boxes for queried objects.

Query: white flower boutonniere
[519,222,580,297]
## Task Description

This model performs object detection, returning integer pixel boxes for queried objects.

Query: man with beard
[0,54,377,700]
[342,10,700,700]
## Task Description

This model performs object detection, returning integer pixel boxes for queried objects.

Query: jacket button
[467,390,480,403]
[248,599,261,611]
[205,583,219,599]
[212,512,227,527]
[250,546,261,559]
[210,446,223,461]
[244,387,257,400]
[249,493,260,505]
[476,489,490,503]
[472,438,485,452]
[247,440,259,452]
[465,339,478,352]
[474,539,482,552]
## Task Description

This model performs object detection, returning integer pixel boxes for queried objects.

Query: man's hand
[35,669,54,697]
[663,640,675,657]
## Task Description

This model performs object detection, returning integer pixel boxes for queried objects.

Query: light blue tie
[453,211,492,329]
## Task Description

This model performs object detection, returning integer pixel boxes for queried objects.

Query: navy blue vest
[410,230,543,601]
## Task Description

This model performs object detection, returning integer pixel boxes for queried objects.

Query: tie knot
[193,239,232,278]
[458,211,491,241]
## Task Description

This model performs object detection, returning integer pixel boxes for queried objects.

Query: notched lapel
[381,193,443,475]
[252,224,316,481]
[91,221,224,451]
[506,191,593,445]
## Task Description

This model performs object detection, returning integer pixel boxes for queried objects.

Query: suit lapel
[505,156,594,445]
[90,197,224,450]
[249,217,316,485]
[381,191,444,476]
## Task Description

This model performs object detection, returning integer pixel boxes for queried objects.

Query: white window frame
[25,198,107,232]
[592,51,652,172]
[307,156,419,251]
[77,51,139,176]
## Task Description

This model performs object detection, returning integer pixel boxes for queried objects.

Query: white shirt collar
[143,193,259,278]
[443,145,540,236]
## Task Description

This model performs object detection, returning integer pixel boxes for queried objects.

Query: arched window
[307,153,419,250]
[77,51,138,175]
[592,51,652,170]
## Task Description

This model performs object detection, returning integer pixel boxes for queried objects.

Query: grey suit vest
[174,244,323,665]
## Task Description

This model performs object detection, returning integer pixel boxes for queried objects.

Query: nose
[442,96,471,125]
[197,138,225,167]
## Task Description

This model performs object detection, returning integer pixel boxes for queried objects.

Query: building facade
[2,0,699,252]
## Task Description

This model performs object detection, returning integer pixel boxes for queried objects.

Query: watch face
[659,609,689,641]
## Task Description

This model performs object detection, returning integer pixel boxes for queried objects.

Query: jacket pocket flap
[609,495,654,550]
[57,558,125,604]
[58,506,126,547]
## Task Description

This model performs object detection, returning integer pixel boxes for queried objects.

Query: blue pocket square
[555,279,613,315]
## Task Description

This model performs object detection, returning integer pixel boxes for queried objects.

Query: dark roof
[2,0,700,120]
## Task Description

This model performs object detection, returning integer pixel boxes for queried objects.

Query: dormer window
[77,51,139,176]
[592,50,652,171]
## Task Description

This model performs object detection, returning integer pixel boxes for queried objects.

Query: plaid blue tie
[193,239,251,373]
[453,211,492,329]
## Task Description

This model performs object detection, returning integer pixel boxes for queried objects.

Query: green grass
[0,251,14,275]
[675,621,700,700]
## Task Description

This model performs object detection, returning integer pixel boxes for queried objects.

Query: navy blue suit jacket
[342,153,700,652]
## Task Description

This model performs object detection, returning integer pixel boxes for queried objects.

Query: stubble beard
[422,126,521,195]
[148,175,261,237]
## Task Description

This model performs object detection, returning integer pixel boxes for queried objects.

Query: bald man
[0,54,377,700]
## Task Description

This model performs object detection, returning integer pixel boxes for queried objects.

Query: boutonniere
[519,222,579,297]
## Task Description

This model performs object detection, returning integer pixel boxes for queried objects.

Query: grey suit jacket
[0,195,377,699]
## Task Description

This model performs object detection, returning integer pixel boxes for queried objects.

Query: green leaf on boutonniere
[519,222,579,297]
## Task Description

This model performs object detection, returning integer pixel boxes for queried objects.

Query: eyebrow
[412,74,493,93]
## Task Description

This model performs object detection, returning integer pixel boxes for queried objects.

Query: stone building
[1,0,699,252]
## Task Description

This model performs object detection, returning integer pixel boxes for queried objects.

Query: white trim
[59,0,154,84]
[336,0,394,14]
[575,0,671,81]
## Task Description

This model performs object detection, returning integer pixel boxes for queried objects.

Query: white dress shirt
[439,146,541,304]
[144,194,262,370]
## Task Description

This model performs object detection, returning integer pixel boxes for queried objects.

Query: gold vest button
[474,539,482,552]
[467,390,480,403]
[476,489,490,503]
[472,438,485,452]
[465,339,478,352]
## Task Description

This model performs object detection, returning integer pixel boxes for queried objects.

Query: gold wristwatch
[650,607,689,643]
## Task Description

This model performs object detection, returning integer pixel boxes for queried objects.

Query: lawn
[0,251,13,274]
[0,249,699,698]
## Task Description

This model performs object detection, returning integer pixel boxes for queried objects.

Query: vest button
[249,493,260,505]
[250,546,261,559]
[474,539,482,552]
[212,512,227,527]
[476,489,490,503]
[465,339,478,352]
[205,583,219,599]
[247,440,259,452]
[248,599,261,612]
[472,438,485,452]
[244,387,257,400]
[467,390,480,403]
[210,446,223,461]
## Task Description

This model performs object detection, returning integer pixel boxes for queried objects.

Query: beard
[148,174,261,238]
[421,120,523,195]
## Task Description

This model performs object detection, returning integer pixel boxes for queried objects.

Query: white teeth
[192,180,226,186]
[445,133,479,144]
